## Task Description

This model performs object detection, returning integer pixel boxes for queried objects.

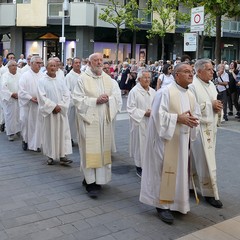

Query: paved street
[0,99,240,240]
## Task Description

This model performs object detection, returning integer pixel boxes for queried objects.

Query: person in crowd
[17,54,27,65]
[127,69,156,178]
[65,57,81,146]
[0,56,7,132]
[1,60,21,141]
[18,56,44,152]
[119,61,131,96]
[129,58,138,88]
[73,53,120,198]
[189,58,223,209]
[52,57,65,81]
[5,52,16,65]
[21,55,32,74]
[102,61,122,153]
[156,63,174,90]
[227,61,239,118]
[65,58,73,74]
[37,59,72,165]
[80,58,88,72]
[181,54,191,63]
[216,63,229,121]
[140,62,199,224]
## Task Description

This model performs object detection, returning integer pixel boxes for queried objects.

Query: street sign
[184,33,197,52]
[191,6,204,32]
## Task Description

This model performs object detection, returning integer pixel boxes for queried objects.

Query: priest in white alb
[127,69,156,177]
[140,63,200,224]
[37,59,72,165]
[1,60,21,141]
[189,59,223,209]
[65,57,81,145]
[18,56,44,152]
[73,53,120,198]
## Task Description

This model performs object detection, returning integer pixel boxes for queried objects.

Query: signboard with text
[191,6,204,32]
[184,33,197,52]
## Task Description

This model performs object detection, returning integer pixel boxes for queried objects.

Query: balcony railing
[48,3,62,18]
[223,20,240,32]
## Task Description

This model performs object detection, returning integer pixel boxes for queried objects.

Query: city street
[0,98,240,240]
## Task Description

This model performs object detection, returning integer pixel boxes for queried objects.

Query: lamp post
[60,0,69,64]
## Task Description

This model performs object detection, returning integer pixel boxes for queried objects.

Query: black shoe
[136,167,142,178]
[60,157,73,165]
[85,183,100,198]
[0,123,5,132]
[83,179,102,190]
[228,111,233,116]
[205,197,223,208]
[224,116,228,121]
[22,141,28,151]
[156,208,174,224]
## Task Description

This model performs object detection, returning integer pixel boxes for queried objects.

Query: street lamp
[60,0,69,64]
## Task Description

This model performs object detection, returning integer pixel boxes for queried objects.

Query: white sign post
[190,6,204,59]
[191,6,204,32]
[184,33,197,52]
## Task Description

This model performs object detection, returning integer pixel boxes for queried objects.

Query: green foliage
[145,0,190,39]
[98,0,142,33]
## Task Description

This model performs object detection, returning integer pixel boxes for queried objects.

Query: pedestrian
[73,53,121,198]
[37,59,72,165]
[1,60,21,141]
[65,57,81,146]
[140,62,200,224]
[189,58,223,209]
[156,63,174,90]
[216,63,229,121]
[18,56,44,152]
[21,55,32,74]
[119,62,131,96]
[127,69,156,177]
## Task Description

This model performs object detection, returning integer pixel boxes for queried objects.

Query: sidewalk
[0,103,240,239]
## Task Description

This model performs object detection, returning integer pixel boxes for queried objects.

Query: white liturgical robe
[140,82,200,214]
[189,76,220,200]
[73,67,120,185]
[37,74,72,160]
[1,71,21,135]
[18,69,44,151]
[65,69,80,142]
[127,82,156,167]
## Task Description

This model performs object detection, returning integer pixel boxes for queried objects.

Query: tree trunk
[198,34,205,59]
[161,36,165,60]
[116,26,120,65]
[215,15,222,64]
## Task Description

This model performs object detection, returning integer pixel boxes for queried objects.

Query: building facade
[0,0,240,64]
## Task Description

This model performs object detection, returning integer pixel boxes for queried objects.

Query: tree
[146,0,190,60]
[99,0,142,64]
[181,0,240,63]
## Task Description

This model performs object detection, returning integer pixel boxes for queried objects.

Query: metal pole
[61,0,69,64]
[196,31,199,59]
[61,10,65,63]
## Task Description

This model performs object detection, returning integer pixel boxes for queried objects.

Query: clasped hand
[53,105,61,114]
[177,110,199,128]
[212,100,223,113]
[97,94,109,104]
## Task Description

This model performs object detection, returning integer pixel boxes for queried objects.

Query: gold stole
[160,85,194,204]
[83,72,113,168]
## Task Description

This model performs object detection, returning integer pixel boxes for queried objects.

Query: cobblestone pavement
[0,103,240,239]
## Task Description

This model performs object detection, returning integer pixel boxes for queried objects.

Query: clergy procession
[0,51,231,226]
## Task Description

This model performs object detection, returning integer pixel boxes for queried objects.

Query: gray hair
[30,55,42,63]
[136,69,151,81]
[7,60,17,68]
[194,59,212,72]
[89,53,103,62]
[216,63,224,71]
[172,62,190,78]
